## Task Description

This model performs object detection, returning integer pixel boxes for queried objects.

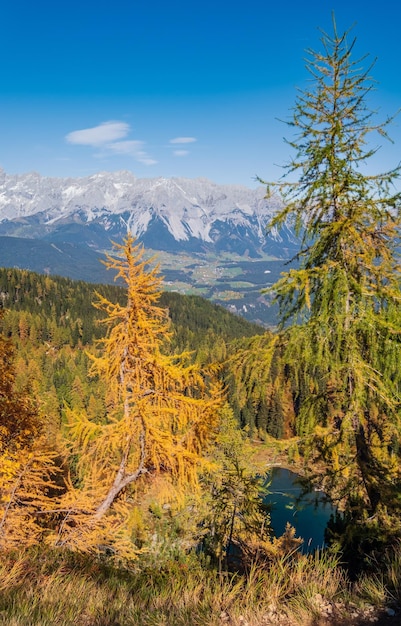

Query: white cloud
[65,121,157,166]
[169,137,197,144]
[173,150,189,157]
[137,154,158,166]
[108,140,145,155]
[107,140,158,165]
[66,121,130,146]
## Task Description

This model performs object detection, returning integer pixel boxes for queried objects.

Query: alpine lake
[264,467,336,552]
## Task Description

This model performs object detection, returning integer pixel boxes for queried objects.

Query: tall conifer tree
[262,17,401,543]
[60,236,223,555]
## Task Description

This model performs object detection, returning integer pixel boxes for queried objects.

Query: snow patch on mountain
[0,169,297,257]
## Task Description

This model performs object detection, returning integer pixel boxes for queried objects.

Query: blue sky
[1,0,400,187]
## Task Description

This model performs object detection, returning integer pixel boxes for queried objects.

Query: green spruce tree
[261,16,401,554]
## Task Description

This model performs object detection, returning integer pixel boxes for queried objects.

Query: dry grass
[0,545,398,626]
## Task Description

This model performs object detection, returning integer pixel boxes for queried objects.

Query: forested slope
[1,266,292,439]
[0,266,264,349]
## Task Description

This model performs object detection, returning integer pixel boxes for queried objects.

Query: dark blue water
[264,467,335,552]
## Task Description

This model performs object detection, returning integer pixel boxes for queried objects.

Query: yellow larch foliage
[0,439,61,550]
[58,236,224,555]
[0,309,61,550]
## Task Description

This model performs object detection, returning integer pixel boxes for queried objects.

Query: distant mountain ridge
[0,170,299,325]
[0,169,297,258]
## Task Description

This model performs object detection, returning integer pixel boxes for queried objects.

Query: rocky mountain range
[0,170,299,325]
[0,169,297,255]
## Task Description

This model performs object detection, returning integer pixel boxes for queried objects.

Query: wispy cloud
[65,121,157,165]
[169,137,197,144]
[173,150,189,157]
[66,121,129,146]
[108,140,157,165]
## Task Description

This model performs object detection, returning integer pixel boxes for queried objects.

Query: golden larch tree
[59,236,223,555]
[0,309,60,550]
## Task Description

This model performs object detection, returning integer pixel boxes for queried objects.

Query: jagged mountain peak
[0,169,296,258]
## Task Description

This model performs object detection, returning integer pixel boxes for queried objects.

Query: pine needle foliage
[226,333,296,437]
[261,16,401,545]
[60,236,224,555]
[200,405,271,572]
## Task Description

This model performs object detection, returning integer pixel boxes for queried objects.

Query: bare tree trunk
[93,430,147,521]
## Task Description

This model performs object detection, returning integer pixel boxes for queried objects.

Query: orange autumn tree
[0,308,60,550]
[59,236,223,555]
